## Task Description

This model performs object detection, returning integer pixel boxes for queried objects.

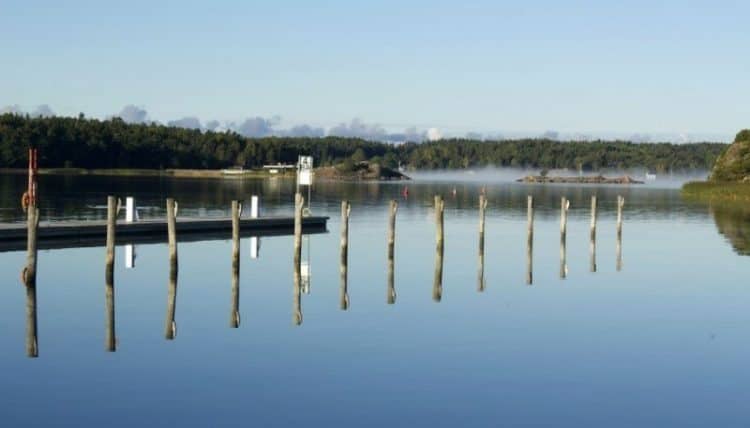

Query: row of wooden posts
[22,197,186,356]
[319,192,626,310]
[20,193,625,356]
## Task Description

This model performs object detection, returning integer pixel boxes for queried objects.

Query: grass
[682,181,750,202]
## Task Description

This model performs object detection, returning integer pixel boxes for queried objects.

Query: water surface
[0,173,748,427]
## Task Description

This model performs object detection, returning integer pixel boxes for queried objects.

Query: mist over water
[408,167,710,189]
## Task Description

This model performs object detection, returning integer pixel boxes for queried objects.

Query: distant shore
[0,168,294,179]
[0,165,411,181]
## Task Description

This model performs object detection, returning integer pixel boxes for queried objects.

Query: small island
[316,161,411,181]
[516,174,643,184]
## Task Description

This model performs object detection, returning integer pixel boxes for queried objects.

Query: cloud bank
[167,116,202,130]
[3,103,728,143]
[116,105,150,124]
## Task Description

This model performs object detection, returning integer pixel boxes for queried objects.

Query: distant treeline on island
[0,114,727,172]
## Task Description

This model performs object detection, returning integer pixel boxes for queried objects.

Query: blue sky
[1,0,748,141]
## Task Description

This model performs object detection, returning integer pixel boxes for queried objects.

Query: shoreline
[682,181,750,202]
[0,167,295,179]
[0,164,412,181]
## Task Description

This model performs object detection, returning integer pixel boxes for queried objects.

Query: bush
[735,129,750,143]
[337,158,356,173]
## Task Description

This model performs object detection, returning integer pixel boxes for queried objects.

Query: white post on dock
[125,197,135,222]
[250,195,260,259]
[125,196,136,269]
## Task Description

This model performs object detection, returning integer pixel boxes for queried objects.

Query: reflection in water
[5,178,671,365]
[432,195,444,302]
[387,200,397,304]
[711,203,750,256]
[24,205,39,357]
[165,198,178,339]
[590,195,598,273]
[0,173,707,225]
[559,197,569,279]
[526,196,534,285]
[9,183,651,357]
[26,280,38,358]
[616,196,625,271]
[292,193,303,325]
[230,200,241,328]
[105,279,115,351]
[339,201,350,310]
[105,196,117,352]
[477,195,487,292]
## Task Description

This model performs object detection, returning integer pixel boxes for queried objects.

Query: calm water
[1,173,749,427]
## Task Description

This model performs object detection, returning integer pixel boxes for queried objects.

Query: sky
[1,0,748,142]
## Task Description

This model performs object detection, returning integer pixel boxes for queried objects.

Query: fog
[407,167,710,189]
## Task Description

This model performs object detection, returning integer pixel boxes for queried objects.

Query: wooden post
[432,195,444,302]
[560,196,569,279]
[105,196,117,351]
[165,198,178,339]
[387,199,397,304]
[230,200,241,328]
[23,204,39,357]
[477,194,488,292]
[616,195,624,271]
[339,200,351,310]
[293,193,303,325]
[590,195,598,273]
[526,196,533,285]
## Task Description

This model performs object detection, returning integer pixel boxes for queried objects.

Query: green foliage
[351,148,367,163]
[710,140,750,182]
[382,152,398,169]
[0,113,728,172]
[337,158,356,173]
[735,129,750,143]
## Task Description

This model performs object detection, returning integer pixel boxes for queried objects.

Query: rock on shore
[316,161,411,181]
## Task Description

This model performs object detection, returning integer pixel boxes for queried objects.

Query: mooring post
[293,193,304,325]
[560,196,569,279]
[387,199,397,304]
[616,195,624,271]
[433,195,444,302]
[230,200,241,328]
[590,195,598,273]
[526,195,534,285]
[105,196,117,351]
[339,200,351,310]
[165,198,178,339]
[23,203,39,357]
[478,194,488,292]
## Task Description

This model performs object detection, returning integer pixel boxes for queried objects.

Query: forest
[0,113,728,173]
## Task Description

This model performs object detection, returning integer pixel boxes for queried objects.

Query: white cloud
[426,127,442,141]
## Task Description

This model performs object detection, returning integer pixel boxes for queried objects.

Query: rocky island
[516,174,643,184]
[316,161,411,181]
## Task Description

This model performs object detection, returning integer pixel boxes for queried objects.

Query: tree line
[0,113,728,173]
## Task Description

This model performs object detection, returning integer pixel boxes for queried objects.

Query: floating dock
[0,216,328,252]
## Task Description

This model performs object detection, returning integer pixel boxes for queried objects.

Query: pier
[0,215,328,252]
